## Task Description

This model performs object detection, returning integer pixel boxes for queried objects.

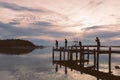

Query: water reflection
[0,47,54,80]
[0,46,120,80]
[0,48,36,55]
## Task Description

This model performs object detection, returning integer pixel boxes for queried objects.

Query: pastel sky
[0,0,120,45]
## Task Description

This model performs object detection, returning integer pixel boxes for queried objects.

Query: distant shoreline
[0,39,45,48]
[0,39,46,54]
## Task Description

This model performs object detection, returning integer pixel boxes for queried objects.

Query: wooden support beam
[87,47,89,64]
[52,46,54,64]
[109,47,112,73]
[63,49,65,60]
[60,48,62,61]
[94,49,96,70]
[96,47,100,71]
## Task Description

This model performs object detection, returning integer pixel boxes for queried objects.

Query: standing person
[55,40,58,49]
[65,39,67,47]
[79,41,82,47]
[95,37,101,47]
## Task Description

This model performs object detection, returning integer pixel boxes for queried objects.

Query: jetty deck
[52,37,120,80]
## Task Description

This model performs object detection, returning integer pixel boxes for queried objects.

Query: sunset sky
[0,0,120,45]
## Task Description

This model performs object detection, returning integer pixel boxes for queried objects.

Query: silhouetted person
[55,40,58,49]
[65,39,67,47]
[95,37,101,47]
[79,41,82,47]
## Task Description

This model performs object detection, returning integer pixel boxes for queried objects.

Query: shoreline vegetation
[0,39,45,54]
[0,39,45,48]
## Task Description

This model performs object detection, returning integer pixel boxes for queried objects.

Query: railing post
[95,37,100,71]
[60,47,62,61]
[94,49,96,70]
[76,46,78,60]
[63,47,65,60]
[96,48,100,71]
[52,46,54,64]
[80,45,83,66]
[68,47,70,60]
[87,47,89,64]
[70,46,73,61]
[82,46,85,67]
[109,47,112,73]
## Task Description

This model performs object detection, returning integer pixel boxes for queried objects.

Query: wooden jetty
[52,37,120,80]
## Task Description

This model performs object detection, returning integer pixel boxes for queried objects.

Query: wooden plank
[54,48,120,54]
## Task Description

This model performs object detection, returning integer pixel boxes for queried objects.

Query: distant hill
[0,39,36,48]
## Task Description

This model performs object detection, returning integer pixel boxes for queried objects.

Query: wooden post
[67,47,69,60]
[80,46,82,65]
[109,47,112,73]
[96,49,99,71]
[60,47,62,61]
[70,47,73,61]
[70,51,73,61]
[82,46,85,67]
[95,37,100,71]
[59,47,62,68]
[94,49,96,70]
[52,46,54,64]
[62,47,65,60]
[76,46,78,60]
[87,47,89,64]
[79,42,82,66]
[68,51,70,60]
[76,52,78,61]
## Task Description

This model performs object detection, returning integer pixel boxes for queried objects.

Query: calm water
[0,47,120,80]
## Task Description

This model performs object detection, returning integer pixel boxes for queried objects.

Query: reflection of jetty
[52,37,120,80]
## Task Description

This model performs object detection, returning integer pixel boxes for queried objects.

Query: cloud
[81,26,102,30]
[32,21,54,27]
[81,25,120,39]
[0,22,74,46]
[84,31,120,39]
[8,20,20,25]
[0,22,45,38]
[89,0,104,6]
[0,22,25,38]
[0,2,43,12]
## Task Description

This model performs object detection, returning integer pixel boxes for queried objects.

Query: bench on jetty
[52,37,120,80]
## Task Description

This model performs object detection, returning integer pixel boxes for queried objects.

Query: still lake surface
[0,47,120,80]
